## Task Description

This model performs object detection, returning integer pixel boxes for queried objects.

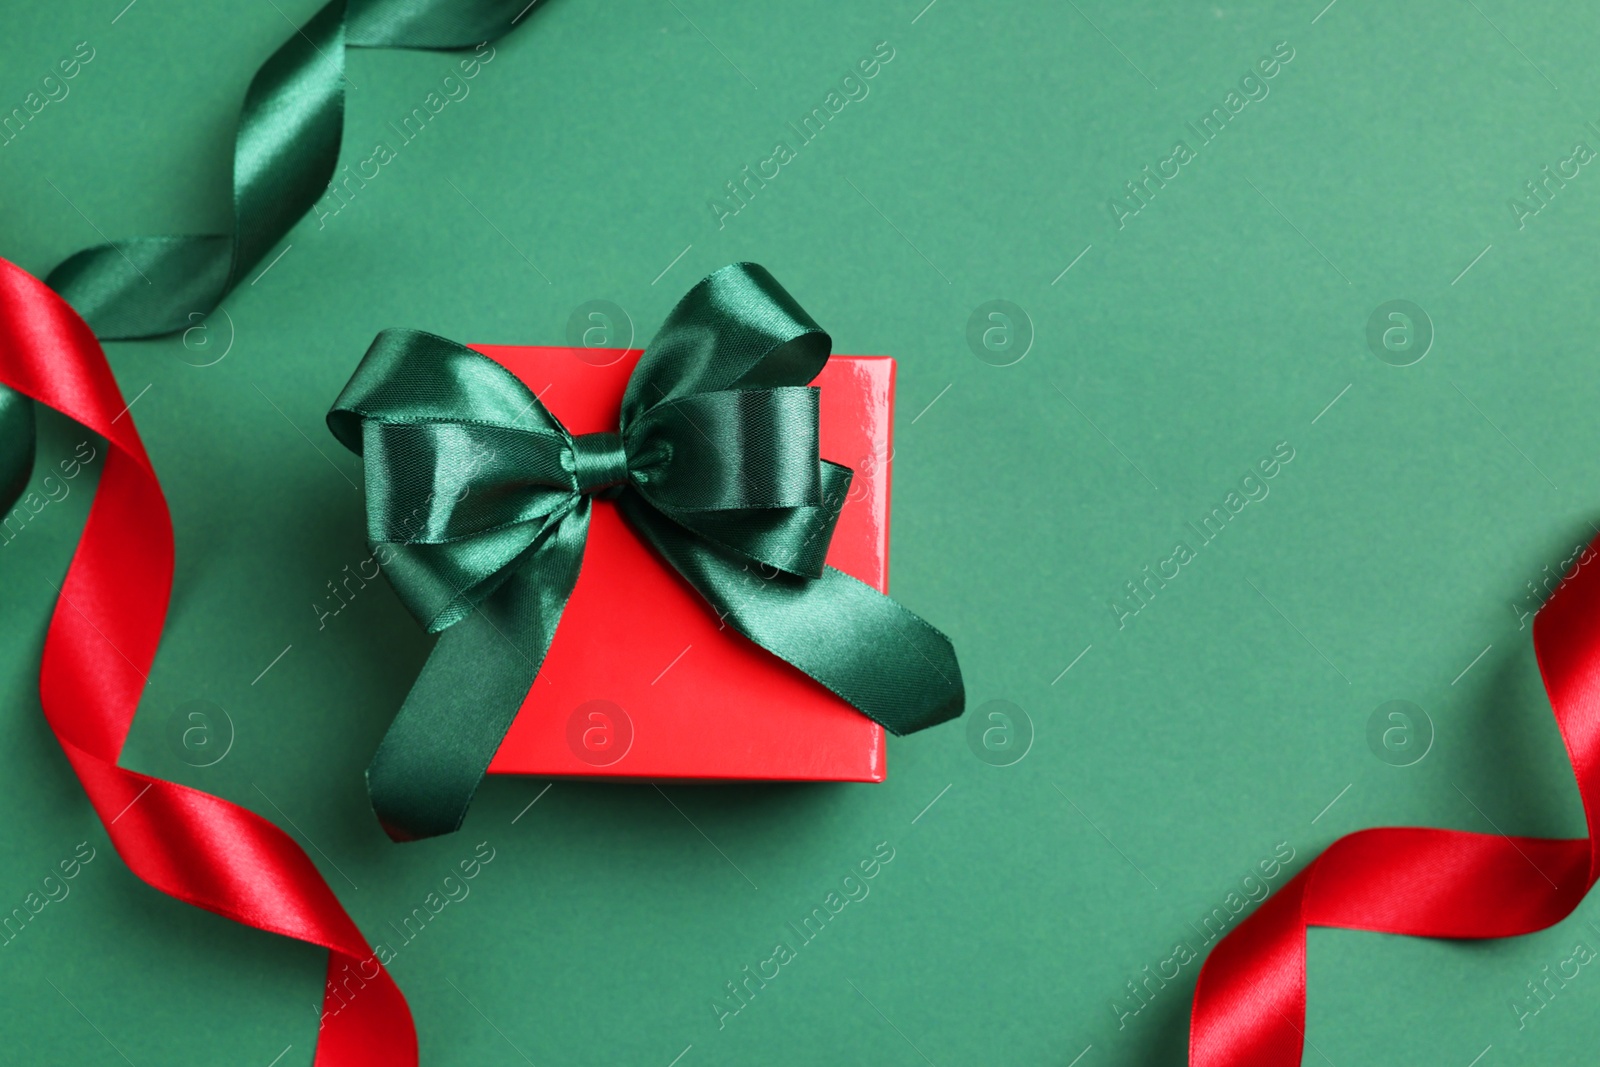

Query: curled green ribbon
[329,263,965,841]
[0,0,544,513]
[0,384,32,511]
[49,0,541,339]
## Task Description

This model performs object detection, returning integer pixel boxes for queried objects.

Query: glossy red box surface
[476,344,893,781]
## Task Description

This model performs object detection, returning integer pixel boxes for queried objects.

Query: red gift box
[473,344,895,782]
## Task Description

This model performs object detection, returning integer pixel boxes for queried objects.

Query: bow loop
[328,328,565,451]
[620,263,831,426]
[329,328,582,641]
[625,387,824,513]
[360,420,572,544]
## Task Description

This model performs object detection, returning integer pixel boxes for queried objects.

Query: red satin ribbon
[1190,543,1600,1064]
[0,256,414,1064]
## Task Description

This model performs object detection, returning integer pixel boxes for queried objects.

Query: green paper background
[1,0,1597,1063]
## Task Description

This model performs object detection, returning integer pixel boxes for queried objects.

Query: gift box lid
[476,344,893,781]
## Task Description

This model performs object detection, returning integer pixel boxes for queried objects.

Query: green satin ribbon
[0,384,32,510]
[328,263,965,841]
[49,0,540,339]
[0,0,543,513]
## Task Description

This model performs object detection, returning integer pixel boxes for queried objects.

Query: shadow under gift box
[473,344,894,782]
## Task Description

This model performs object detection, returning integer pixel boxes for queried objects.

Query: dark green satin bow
[328,263,965,841]
[0,0,544,516]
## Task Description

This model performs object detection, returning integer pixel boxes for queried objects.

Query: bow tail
[618,493,965,736]
[368,504,590,841]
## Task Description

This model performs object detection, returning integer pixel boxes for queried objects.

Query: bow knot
[329,263,964,841]
[570,431,629,496]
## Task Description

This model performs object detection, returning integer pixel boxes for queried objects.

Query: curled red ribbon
[0,256,414,1064]
[1190,543,1600,1063]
